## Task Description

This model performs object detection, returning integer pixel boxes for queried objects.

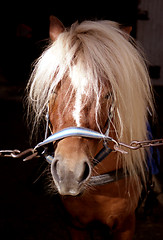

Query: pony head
[27,17,154,196]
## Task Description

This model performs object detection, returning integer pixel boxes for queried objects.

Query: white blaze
[73,90,82,126]
[70,65,88,126]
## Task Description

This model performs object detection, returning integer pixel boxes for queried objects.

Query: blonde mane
[27,20,154,188]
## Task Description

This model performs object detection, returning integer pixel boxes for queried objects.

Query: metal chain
[1,138,163,160]
[0,148,38,161]
[114,138,163,153]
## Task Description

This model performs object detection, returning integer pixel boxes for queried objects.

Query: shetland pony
[27,16,154,240]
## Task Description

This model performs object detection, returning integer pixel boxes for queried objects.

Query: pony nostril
[79,162,91,183]
[51,160,60,183]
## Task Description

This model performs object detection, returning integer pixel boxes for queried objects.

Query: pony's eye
[52,91,58,100]
[105,93,111,100]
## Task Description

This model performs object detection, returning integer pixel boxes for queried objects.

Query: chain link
[0,149,20,157]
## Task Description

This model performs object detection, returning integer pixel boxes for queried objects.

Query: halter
[35,116,126,186]
[35,126,114,161]
[35,103,116,165]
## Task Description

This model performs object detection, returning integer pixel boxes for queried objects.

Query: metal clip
[113,144,128,154]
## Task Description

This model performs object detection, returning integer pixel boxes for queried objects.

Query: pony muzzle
[51,155,91,196]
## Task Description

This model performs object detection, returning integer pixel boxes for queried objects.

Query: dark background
[0,1,162,239]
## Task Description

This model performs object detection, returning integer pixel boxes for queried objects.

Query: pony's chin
[57,187,83,197]
[53,182,85,197]
[49,176,85,197]
[60,192,83,197]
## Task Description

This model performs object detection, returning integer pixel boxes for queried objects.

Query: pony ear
[49,16,65,41]
[120,26,132,40]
